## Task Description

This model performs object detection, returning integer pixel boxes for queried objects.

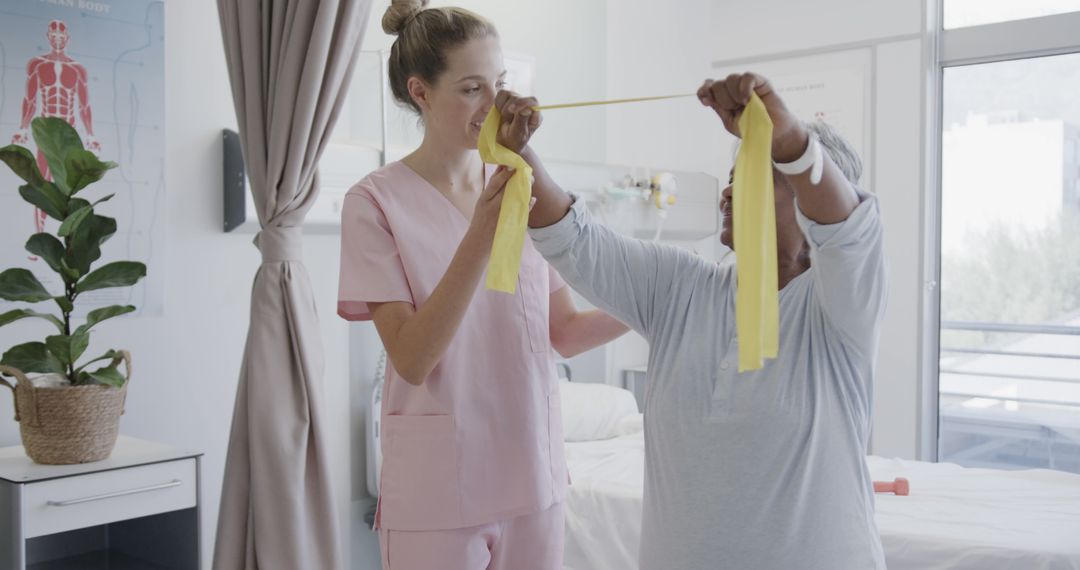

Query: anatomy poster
[0,0,165,316]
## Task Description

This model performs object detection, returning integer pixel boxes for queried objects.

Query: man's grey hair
[730,120,864,187]
[806,121,863,186]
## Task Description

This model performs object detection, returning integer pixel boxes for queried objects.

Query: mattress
[563,414,1080,570]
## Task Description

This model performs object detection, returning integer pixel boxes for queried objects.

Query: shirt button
[720,361,729,370]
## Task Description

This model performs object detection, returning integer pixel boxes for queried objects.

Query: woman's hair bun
[382,0,430,35]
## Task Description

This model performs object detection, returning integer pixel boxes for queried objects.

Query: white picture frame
[713,47,875,187]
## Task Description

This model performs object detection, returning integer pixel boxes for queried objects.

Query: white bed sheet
[563,414,1080,570]
[564,428,645,570]
[869,455,1080,570]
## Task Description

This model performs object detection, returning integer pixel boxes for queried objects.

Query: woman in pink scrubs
[336,2,629,568]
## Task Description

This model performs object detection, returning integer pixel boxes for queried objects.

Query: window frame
[921,3,1080,461]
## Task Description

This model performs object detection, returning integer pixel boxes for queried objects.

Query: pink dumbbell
[874,477,910,496]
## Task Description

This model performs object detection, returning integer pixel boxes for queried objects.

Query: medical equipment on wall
[545,160,719,243]
[366,350,386,500]
[589,169,679,241]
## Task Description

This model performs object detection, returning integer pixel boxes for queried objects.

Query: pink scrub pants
[378,502,564,570]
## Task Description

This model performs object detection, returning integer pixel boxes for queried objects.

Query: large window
[933,6,1080,473]
[944,0,1080,29]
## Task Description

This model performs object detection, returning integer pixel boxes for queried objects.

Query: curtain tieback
[255,226,303,262]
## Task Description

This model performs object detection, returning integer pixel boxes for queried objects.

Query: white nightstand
[0,436,202,569]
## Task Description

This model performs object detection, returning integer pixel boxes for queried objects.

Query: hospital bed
[364,361,1080,569]
[559,381,1080,570]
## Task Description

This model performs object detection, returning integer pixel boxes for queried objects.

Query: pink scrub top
[337,161,569,531]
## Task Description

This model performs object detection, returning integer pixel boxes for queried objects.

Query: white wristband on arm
[773,131,823,185]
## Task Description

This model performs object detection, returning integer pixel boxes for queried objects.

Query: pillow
[558,380,640,441]
[611,412,644,437]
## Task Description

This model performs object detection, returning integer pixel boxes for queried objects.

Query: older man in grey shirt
[493,73,888,568]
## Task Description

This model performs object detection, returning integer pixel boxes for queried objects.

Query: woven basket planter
[0,351,131,465]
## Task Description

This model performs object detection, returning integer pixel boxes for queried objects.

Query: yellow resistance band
[479,91,779,373]
[733,93,778,371]
[478,105,534,294]
[478,93,694,294]
[533,93,696,111]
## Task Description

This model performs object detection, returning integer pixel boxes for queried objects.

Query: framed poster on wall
[0,0,165,316]
[713,47,874,187]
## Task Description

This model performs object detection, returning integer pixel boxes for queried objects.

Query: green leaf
[74,349,117,376]
[58,196,112,239]
[86,365,125,387]
[18,183,67,221]
[1,342,65,375]
[90,193,115,208]
[54,296,73,313]
[0,144,46,188]
[58,204,93,237]
[31,117,83,195]
[25,233,66,275]
[0,309,64,332]
[46,333,90,366]
[75,305,135,336]
[0,269,52,303]
[58,258,81,283]
[65,149,117,195]
[66,213,116,275]
[76,261,146,294]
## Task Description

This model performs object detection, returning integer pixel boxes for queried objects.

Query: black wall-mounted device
[222,129,246,232]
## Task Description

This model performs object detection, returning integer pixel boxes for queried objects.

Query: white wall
[603,0,927,459]
[353,0,609,164]
[872,38,924,460]
[0,1,354,568]
[605,0,723,176]
[711,0,920,60]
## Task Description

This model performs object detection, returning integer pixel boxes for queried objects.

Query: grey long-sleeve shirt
[530,194,888,569]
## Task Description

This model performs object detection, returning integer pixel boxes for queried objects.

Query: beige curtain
[213,1,370,568]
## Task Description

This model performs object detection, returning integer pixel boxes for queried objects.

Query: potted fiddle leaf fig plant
[0,117,146,465]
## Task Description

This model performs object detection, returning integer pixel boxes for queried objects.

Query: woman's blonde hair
[382,1,498,115]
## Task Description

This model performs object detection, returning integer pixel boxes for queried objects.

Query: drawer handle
[46,479,183,507]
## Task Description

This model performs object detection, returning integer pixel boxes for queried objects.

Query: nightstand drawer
[22,459,196,538]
